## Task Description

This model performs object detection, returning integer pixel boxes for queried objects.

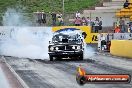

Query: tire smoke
[84,44,95,59]
[0,8,53,59]
[0,27,53,59]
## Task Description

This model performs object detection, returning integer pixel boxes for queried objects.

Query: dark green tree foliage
[0,0,99,25]
[0,0,99,13]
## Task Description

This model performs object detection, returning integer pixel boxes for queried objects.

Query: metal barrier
[0,26,53,41]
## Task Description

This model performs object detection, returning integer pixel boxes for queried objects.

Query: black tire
[79,54,83,60]
[49,55,53,61]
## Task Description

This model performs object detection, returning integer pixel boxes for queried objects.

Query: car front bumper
[48,50,83,57]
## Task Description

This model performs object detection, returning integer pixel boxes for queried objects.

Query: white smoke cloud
[84,44,95,59]
[0,27,53,59]
[2,8,32,26]
[0,8,53,59]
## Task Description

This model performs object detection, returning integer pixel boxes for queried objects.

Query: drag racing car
[48,31,84,61]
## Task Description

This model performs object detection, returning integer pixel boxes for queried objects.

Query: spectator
[86,17,91,26]
[94,17,100,33]
[76,11,81,18]
[51,12,57,26]
[99,17,102,30]
[82,17,87,26]
[74,17,82,26]
[90,19,95,31]
[124,0,130,8]
[98,33,101,51]
[57,13,64,26]
[114,25,121,33]
[34,10,42,25]
[129,25,132,33]
[100,34,107,51]
[41,9,46,25]
[119,17,126,33]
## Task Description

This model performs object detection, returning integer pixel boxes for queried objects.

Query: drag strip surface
[0,58,24,88]
[4,54,132,88]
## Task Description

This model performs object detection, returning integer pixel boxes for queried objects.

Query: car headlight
[77,46,81,49]
[50,46,54,51]
[72,46,76,49]
[55,47,59,50]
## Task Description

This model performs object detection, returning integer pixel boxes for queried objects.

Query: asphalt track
[4,54,132,88]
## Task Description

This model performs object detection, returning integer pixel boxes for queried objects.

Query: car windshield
[52,33,83,44]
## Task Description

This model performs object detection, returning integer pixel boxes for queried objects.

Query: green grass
[64,0,99,13]
[0,0,99,13]
[0,0,99,24]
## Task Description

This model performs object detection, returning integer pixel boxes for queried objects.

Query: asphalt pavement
[4,54,132,88]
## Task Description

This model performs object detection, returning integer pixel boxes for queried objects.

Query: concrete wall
[0,26,52,41]
[110,40,132,58]
[0,26,98,44]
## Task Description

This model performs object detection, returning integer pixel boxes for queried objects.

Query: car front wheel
[49,55,53,61]
[79,54,83,60]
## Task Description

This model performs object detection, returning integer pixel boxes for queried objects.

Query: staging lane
[4,54,132,88]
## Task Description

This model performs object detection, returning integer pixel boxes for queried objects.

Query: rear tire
[49,55,53,61]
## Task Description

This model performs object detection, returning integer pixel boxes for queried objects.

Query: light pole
[62,0,64,15]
